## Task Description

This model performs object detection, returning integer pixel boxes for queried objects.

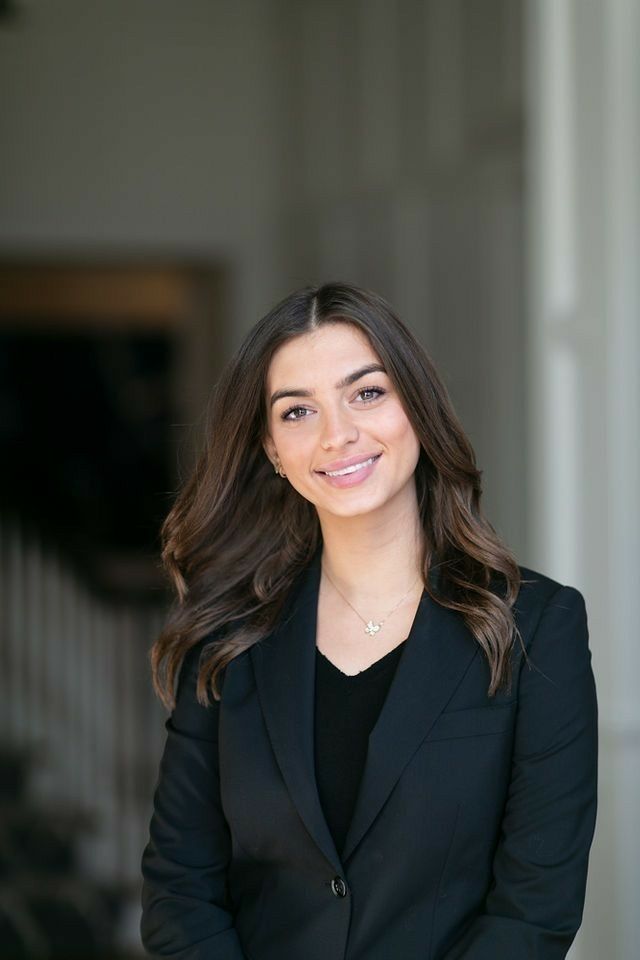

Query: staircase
[0,516,168,957]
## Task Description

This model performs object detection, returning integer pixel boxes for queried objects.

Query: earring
[273,455,286,478]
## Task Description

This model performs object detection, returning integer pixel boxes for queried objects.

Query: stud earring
[273,455,286,478]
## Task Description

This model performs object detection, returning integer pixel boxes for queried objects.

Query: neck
[316,486,426,603]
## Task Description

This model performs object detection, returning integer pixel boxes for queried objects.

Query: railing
[0,514,168,950]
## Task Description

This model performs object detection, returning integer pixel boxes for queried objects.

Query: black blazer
[140,547,598,960]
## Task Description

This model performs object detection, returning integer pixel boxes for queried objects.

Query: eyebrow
[269,362,387,408]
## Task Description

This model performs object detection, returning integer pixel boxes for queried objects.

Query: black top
[313,641,405,856]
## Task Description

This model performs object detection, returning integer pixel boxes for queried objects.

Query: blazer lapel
[341,582,479,861]
[250,545,480,871]
[249,544,342,873]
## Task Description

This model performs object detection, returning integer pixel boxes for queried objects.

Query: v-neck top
[313,641,406,856]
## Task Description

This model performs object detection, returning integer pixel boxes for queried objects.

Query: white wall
[275,0,527,554]
[0,0,289,338]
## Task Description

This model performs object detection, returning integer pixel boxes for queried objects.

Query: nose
[320,403,359,450]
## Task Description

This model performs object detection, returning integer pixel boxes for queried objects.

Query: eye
[280,405,310,421]
[280,386,387,423]
[356,386,386,403]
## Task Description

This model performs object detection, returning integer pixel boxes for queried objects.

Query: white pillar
[525,0,640,956]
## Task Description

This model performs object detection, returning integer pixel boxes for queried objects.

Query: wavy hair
[150,282,522,709]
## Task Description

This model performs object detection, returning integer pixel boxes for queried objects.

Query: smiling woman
[263,324,421,521]
[141,282,597,960]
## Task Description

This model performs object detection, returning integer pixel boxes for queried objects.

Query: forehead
[267,323,378,384]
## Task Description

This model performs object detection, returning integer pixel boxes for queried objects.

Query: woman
[140,282,598,960]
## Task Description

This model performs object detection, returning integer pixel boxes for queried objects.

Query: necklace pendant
[364,620,381,636]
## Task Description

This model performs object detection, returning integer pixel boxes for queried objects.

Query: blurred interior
[0,2,638,958]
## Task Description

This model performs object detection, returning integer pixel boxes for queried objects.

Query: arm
[441,585,598,960]
[140,641,246,959]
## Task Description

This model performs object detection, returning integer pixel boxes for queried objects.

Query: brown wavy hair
[150,281,522,709]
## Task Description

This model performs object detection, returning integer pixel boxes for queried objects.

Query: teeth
[325,456,377,477]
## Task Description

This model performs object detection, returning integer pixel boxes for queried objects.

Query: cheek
[401,433,422,474]
[385,409,420,453]
[273,426,315,465]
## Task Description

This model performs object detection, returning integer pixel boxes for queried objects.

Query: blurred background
[0,1,637,957]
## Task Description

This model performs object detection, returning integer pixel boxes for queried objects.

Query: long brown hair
[150,282,522,709]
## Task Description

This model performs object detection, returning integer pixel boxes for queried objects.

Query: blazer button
[331,876,348,898]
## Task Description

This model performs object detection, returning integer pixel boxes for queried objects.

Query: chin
[319,492,388,519]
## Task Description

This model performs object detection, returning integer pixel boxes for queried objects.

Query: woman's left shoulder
[506,568,596,760]
[511,564,590,663]
[513,563,585,613]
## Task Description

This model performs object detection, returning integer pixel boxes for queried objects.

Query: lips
[316,452,382,474]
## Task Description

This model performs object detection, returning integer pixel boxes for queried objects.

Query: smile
[323,455,380,477]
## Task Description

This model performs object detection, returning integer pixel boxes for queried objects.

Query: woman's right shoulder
[176,633,211,683]
[171,632,225,731]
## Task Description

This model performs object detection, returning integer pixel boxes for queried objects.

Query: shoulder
[511,564,587,652]
[515,563,564,606]
[177,635,212,691]
[171,632,227,735]
[507,568,596,757]
[508,567,592,716]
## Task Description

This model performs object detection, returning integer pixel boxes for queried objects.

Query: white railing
[0,514,168,895]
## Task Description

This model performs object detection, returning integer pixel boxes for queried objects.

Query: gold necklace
[321,564,423,636]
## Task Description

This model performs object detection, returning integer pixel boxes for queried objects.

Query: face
[263,323,421,521]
